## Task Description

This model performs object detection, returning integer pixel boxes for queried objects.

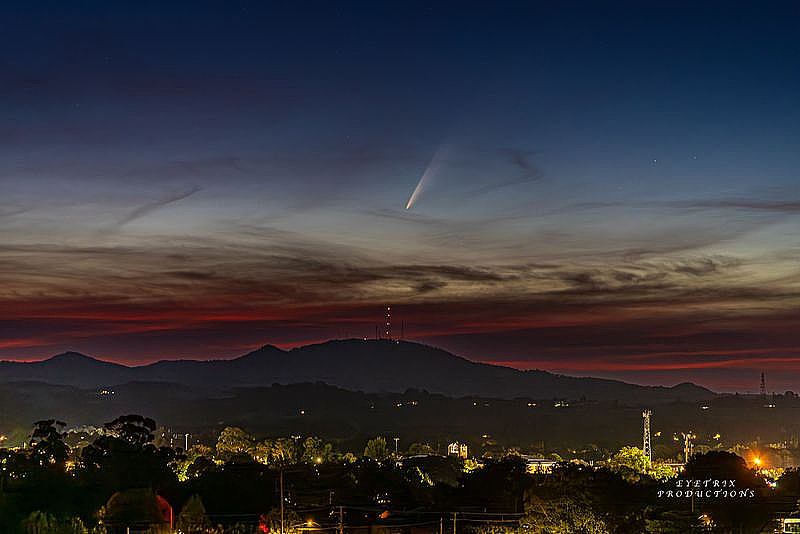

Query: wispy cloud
[113,186,202,228]
[462,147,542,197]
[0,206,27,219]
[557,197,800,214]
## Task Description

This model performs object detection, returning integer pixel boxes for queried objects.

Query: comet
[405,145,446,210]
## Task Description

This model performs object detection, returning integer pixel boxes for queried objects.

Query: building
[520,455,557,474]
[781,511,800,533]
[447,442,468,459]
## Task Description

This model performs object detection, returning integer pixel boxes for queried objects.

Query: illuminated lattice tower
[384,306,392,339]
[642,410,652,463]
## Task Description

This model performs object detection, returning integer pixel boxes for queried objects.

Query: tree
[301,437,334,464]
[521,495,610,534]
[252,439,272,464]
[0,448,31,491]
[104,415,156,448]
[80,415,178,490]
[21,512,87,534]
[607,446,649,474]
[261,506,301,534]
[364,436,389,461]
[29,420,69,467]
[224,524,253,534]
[186,455,217,480]
[176,495,213,534]
[216,427,255,461]
[682,451,769,532]
[462,524,518,534]
[235,435,301,467]
[269,437,299,466]
[606,446,675,482]
[648,462,676,481]
[62,518,88,534]
[22,511,57,534]
[643,509,710,533]
[173,444,215,481]
[408,442,434,455]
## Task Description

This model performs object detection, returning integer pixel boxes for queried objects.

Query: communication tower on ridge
[385,306,392,340]
[760,371,767,403]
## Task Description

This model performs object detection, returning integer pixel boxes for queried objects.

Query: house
[520,455,557,474]
[447,442,468,459]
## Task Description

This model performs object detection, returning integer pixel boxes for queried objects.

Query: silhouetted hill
[0,351,133,388]
[0,381,789,456]
[0,340,715,403]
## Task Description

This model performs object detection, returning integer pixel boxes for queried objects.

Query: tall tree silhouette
[29,419,69,467]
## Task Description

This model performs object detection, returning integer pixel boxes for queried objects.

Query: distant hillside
[0,339,715,404]
[0,381,788,456]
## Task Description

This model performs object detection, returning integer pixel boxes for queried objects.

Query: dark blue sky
[2,1,800,392]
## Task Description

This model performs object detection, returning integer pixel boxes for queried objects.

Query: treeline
[3,416,800,533]
[0,415,442,533]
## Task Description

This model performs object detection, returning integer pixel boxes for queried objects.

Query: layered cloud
[1,196,799,392]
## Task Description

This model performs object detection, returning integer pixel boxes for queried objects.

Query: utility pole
[642,410,652,464]
[394,437,399,455]
[338,506,344,534]
[439,517,443,534]
[453,512,457,534]
[280,468,285,534]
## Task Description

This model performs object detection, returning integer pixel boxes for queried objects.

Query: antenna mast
[642,410,652,464]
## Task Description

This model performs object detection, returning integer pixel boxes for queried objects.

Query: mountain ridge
[0,339,714,403]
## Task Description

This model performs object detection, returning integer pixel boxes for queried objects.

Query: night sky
[2,2,800,392]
